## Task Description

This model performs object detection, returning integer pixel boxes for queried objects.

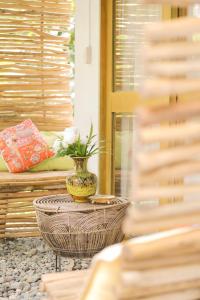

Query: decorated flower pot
[66,157,97,203]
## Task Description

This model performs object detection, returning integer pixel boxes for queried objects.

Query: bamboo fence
[0,0,74,131]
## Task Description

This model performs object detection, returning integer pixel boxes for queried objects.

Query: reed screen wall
[0,0,74,131]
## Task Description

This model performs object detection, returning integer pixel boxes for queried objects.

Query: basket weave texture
[33,194,129,257]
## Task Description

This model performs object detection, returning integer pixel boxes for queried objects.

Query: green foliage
[69,29,75,64]
[57,124,99,158]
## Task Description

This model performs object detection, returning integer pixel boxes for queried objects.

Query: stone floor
[0,238,91,300]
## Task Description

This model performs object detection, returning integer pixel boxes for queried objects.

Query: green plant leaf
[55,124,101,158]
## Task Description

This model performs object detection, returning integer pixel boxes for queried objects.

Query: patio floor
[0,238,91,300]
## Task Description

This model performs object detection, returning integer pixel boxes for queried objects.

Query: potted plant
[53,125,98,203]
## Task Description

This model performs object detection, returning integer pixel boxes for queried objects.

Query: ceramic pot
[66,157,97,203]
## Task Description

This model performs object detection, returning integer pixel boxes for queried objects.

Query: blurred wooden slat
[142,17,200,97]
[146,17,200,41]
[142,0,200,5]
[137,100,200,126]
[41,270,89,300]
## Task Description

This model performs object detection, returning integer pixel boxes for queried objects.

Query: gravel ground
[0,238,91,300]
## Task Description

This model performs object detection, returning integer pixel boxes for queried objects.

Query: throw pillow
[0,119,54,173]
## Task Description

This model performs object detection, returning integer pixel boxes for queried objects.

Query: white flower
[61,139,69,148]
[63,127,79,145]
[53,139,62,153]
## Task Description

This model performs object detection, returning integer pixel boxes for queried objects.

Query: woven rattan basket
[33,194,129,257]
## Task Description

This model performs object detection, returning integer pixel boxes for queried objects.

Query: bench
[0,171,72,238]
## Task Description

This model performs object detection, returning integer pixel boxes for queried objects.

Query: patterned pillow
[0,119,54,173]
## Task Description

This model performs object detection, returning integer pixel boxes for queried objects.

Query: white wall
[74,0,101,176]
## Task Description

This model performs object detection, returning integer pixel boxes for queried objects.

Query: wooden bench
[0,171,71,238]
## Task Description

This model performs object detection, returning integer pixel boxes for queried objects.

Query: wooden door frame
[99,1,182,194]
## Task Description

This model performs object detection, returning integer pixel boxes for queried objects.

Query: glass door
[100,0,175,196]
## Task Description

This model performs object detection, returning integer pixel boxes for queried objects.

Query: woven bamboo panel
[0,0,74,131]
[0,171,71,238]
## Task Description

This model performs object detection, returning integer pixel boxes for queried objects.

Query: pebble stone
[0,238,91,299]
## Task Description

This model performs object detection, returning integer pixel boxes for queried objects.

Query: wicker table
[33,194,128,269]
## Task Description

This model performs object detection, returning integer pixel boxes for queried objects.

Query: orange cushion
[0,119,54,173]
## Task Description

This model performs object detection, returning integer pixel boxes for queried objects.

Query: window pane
[113,113,133,197]
[189,4,200,17]
[113,0,162,91]
[113,113,160,207]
